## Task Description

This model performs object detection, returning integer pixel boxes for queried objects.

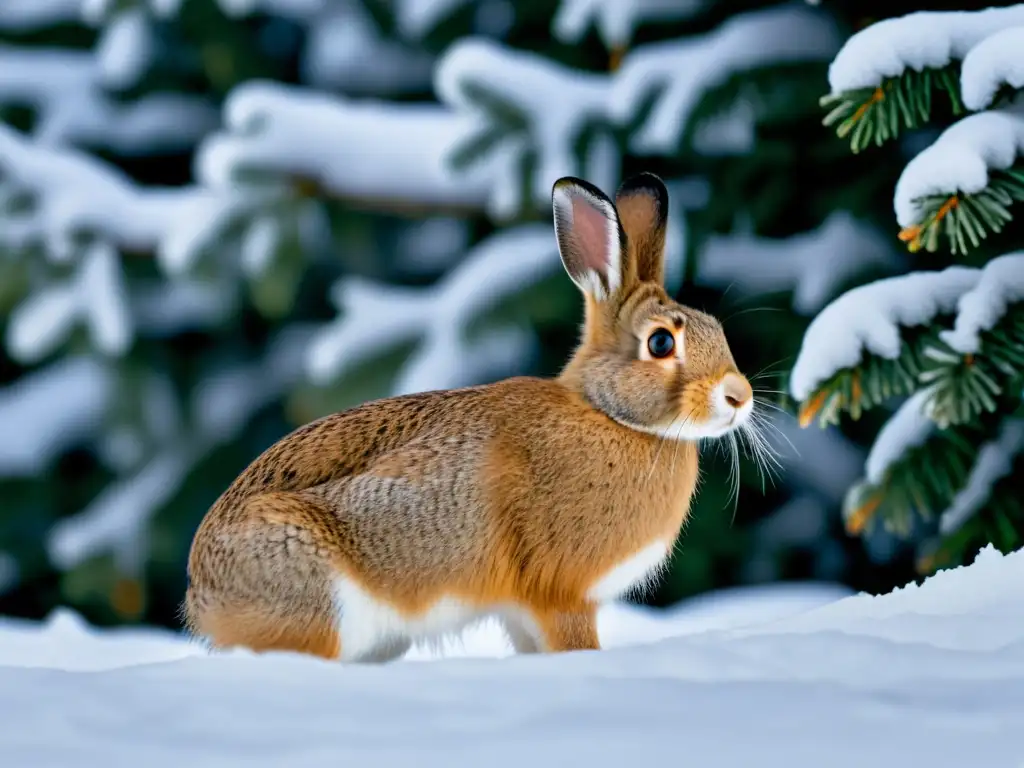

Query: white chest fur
[586,541,672,603]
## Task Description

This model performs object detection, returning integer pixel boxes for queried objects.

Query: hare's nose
[722,373,752,409]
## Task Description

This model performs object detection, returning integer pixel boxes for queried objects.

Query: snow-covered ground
[2,546,1023,767]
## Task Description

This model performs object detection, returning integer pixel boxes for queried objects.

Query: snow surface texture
[863,390,935,484]
[827,5,1024,93]
[2,547,1024,766]
[789,265,981,401]
[894,101,1024,227]
[697,212,898,315]
[940,419,1024,535]
[940,252,1024,354]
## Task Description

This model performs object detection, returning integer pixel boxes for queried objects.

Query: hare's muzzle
[713,372,754,430]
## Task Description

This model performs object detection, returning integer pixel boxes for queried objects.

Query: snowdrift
[1,546,1022,767]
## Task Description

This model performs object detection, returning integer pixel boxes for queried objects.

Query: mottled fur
[184,173,753,660]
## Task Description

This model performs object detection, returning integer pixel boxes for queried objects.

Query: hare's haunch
[184,173,755,661]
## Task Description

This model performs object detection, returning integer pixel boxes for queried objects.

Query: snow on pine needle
[820,5,1024,152]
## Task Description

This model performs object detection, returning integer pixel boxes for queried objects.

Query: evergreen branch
[915,449,1024,574]
[797,323,945,428]
[842,421,983,537]
[919,303,1024,428]
[898,165,1024,256]
[842,409,1012,538]
[821,64,963,153]
[797,294,1024,431]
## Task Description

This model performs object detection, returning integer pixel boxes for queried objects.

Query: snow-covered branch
[940,253,1024,354]
[863,391,935,485]
[697,212,897,315]
[0,122,211,257]
[552,0,706,48]
[789,266,980,402]
[48,326,313,572]
[826,5,1024,94]
[0,356,115,477]
[195,80,493,213]
[611,4,839,155]
[436,38,615,217]
[6,241,132,363]
[960,27,1024,112]
[940,417,1024,535]
[0,0,80,30]
[0,45,215,154]
[306,224,557,395]
[894,101,1024,229]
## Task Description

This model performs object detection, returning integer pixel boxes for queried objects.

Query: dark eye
[647,328,675,359]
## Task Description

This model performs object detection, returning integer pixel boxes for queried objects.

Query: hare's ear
[552,176,626,302]
[615,172,668,285]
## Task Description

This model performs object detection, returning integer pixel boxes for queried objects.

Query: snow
[47,328,313,571]
[960,26,1024,111]
[196,81,493,210]
[0,45,216,153]
[306,224,555,394]
[395,0,474,39]
[789,266,980,402]
[94,8,152,90]
[894,101,1024,228]
[0,0,79,29]
[864,391,935,484]
[552,0,706,48]
[611,5,839,155]
[215,0,328,18]
[697,212,897,315]
[239,217,281,277]
[0,356,114,477]
[49,448,193,572]
[827,5,1024,93]
[0,122,213,257]
[46,246,128,345]
[436,38,614,216]
[940,252,1024,354]
[302,5,434,94]
[2,546,1024,765]
[940,419,1024,535]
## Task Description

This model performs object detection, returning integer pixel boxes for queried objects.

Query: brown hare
[184,173,758,662]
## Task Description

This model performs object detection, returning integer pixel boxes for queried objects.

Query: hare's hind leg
[185,491,344,660]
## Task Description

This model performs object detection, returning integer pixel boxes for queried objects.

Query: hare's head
[554,173,754,442]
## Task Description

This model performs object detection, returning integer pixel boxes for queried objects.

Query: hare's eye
[647,328,675,359]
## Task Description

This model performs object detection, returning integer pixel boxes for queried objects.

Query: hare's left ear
[615,172,668,286]
[552,177,626,302]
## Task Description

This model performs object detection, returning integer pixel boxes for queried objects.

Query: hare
[183,172,756,662]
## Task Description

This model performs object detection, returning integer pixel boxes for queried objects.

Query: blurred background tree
[0,0,1005,630]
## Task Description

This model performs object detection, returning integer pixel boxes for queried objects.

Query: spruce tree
[792,4,1024,574]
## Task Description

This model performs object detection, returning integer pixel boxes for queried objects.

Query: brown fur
[184,173,752,660]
